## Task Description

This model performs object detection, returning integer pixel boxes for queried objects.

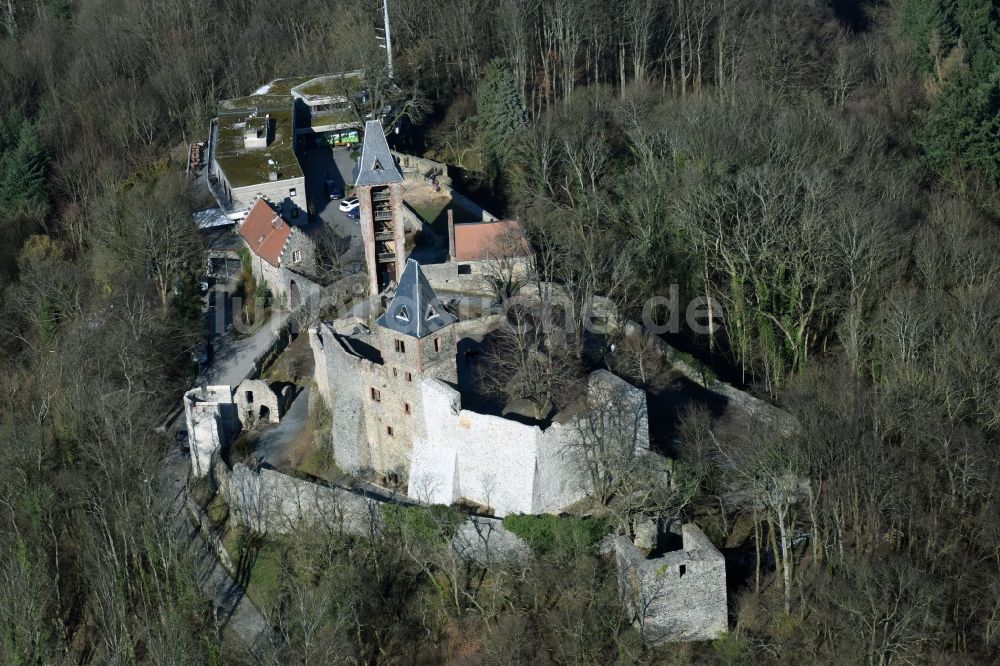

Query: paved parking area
[299,147,364,268]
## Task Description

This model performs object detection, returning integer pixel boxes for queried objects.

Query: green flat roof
[214,73,365,189]
[215,107,302,188]
[308,109,358,129]
[292,71,365,102]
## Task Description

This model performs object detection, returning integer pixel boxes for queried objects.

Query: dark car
[347,207,361,222]
[326,179,342,200]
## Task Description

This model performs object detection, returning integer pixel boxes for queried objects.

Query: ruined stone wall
[613,524,728,644]
[420,260,527,297]
[533,371,648,513]
[211,456,532,564]
[214,458,378,536]
[184,386,239,478]
[233,379,281,427]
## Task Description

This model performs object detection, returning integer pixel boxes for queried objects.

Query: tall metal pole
[382,0,395,81]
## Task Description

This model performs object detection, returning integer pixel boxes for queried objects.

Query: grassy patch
[205,493,229,529]
[409,196,482,236]
[501,514,610,559]
[229,532,287,610]
[382,504,464,544]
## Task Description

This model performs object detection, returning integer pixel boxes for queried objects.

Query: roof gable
[238,199,292,268]
[376,259,457,338]
[354,120,404,187]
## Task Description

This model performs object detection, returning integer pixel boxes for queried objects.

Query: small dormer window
[373,158,383,172]
[257,235,265,244]
[396,305,410,322]
[425,305,440,321]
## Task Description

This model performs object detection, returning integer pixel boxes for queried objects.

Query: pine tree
[0,115,48,217]
[476,59,528,191]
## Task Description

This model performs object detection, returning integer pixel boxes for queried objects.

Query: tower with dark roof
[376,258,458,382]
[354,120,406,295]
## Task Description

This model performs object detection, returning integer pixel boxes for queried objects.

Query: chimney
[447,209,456,261]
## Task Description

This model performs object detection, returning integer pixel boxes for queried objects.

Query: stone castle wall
[310,325,373,473]
[211,456,530,565]
[409,370,649,516]
[214,457,379,536]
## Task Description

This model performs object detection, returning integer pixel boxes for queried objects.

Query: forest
[0,0,998,663]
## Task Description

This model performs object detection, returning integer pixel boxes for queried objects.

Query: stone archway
[259,405,271,421]
[289,279,301,309]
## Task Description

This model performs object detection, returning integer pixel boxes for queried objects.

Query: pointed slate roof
[377,259,457,338]
[353,119,404,187]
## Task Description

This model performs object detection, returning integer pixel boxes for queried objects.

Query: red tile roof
[239,199,291,267]
[453,220,529,262]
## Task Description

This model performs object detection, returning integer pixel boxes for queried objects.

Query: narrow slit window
[433,337,441,353]
[404,403,411,415]
[370,387,381,402]
[395,339,406,353]
[386,425,394,436]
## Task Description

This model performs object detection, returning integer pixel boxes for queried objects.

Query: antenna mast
[382,0,395,80]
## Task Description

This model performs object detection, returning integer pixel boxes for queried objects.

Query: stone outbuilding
[613,523,728,644]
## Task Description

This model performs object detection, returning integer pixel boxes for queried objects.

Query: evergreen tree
[921,70,1000,181]
[0,115,48,217]
[475,59,528,193]
[900,0,1000,182]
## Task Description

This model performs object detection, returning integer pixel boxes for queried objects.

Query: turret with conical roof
[355,120,406,294]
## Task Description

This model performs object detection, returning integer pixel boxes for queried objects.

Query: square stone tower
[376,258,459,383]
[363,259,458,477]
[354,119,406,295]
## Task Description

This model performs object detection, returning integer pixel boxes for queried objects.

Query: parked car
[348,207,361,222]
[339,197,359,212]
[326,179,342,200]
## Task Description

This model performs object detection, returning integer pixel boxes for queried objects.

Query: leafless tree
[477,303,585,412]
